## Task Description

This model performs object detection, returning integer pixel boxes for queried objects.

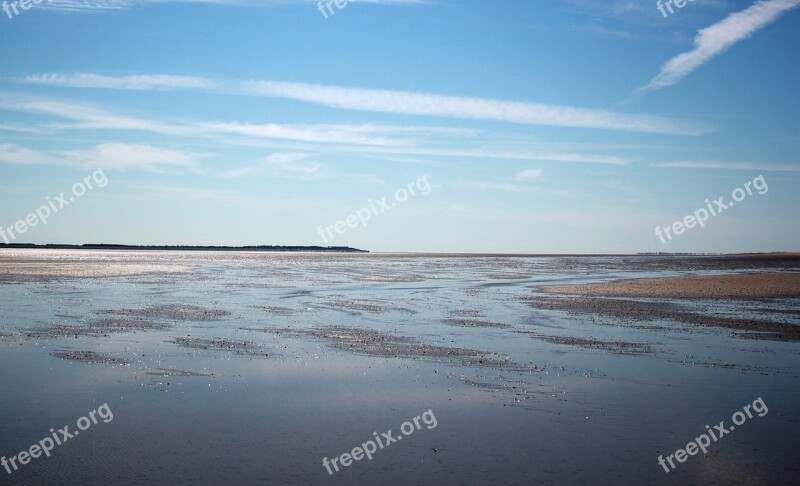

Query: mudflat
[539,272,800,299]
[2,250,800,484]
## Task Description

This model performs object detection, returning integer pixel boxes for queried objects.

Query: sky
[0,0,798,253]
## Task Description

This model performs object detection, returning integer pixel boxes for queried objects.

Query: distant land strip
[0,243,368,253]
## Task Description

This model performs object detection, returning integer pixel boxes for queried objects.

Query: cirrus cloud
[641,0,800,92]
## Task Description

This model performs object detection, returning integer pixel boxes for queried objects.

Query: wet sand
[534,272,800,341]
[49,350,129,365]
[515,330,653,355]
[99,304,231,321]
[2,250,800,485]
[539,272,800,299]
[0,262,190,280]
[524,295,800,341]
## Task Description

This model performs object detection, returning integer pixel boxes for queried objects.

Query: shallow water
[1,250,799,484]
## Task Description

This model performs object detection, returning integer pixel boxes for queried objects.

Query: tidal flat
[1,250,799,484]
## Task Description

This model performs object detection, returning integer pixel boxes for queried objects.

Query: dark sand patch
[663,358,800,375]
[50,350,129,365]
[90,317,172,331]
[516,330,652,355]
[538,272,800,299]
[450,310,485,318]
[523,296,800,342]
[146,368,214,377]
[170,337,271,356]
[309,326,510,367]
[242,325,514,367]
[25,318,170,339]
[755,307,800,316]
[527,254,800,272]
[253,305,298,316]
[0,274,66,284]
[359,274,423,282]
[488,274,529,280]
[224,283,294,289]
[322,300,416,314]
[25,325,98,339]
[463,378,548,395]
[99,304,230,321]
[441,318,510,329]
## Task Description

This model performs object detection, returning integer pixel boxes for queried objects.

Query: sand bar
[539,272,800,299]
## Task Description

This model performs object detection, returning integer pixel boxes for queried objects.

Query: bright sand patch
[0,262,190,278]
[539,272,800,299]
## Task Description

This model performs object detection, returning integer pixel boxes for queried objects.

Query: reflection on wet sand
[1,250,799,484]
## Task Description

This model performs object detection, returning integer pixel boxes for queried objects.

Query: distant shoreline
[1,244,798,258]
[0,243,368,253]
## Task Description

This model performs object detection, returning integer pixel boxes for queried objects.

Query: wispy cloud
[0,123,49,134]
[0,91,634,166]
[23,73,214,90]
[42,0,432,13]
[0,142,205,173]
[363,155,436,165]
[457,169,547,195]
[0,91,434,147]
[220,152,332,180]
[652,160,800,171]
[202,122,420,147]
[336,145,630,165]
[0,143,59,165]
[242,80,709,135]
[126,183,309,210]
[458,181,525,193]
[640,0,800,92]
[61,143,206,172]
[22,73,711,135]
[0,93,191,135]
[516,168,543,180]
[548,189,572,198]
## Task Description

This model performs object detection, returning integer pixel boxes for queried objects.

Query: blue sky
[0,0,798,253]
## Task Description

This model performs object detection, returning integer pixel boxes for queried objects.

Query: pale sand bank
[539,272,800,299]
[0,263,191,278]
